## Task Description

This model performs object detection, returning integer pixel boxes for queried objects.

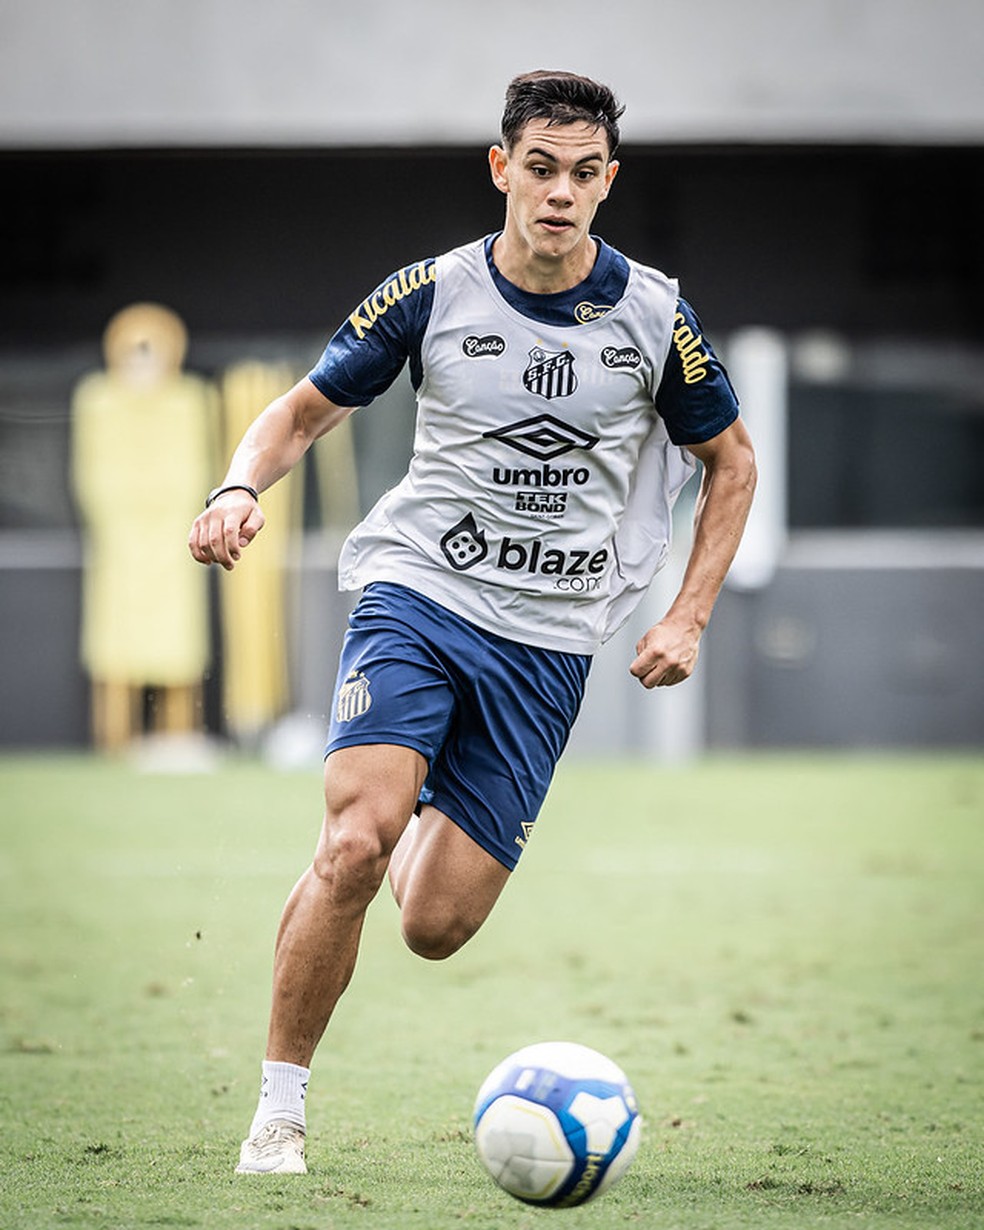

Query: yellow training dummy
[72,303,217,750]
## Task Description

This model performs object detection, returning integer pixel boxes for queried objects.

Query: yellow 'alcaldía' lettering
[348,261,436,339]
[672,310,710,385]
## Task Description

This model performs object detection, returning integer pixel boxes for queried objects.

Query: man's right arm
[188,377,353,571]
[190,256,434,571]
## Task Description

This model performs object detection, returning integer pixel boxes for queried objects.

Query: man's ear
[600,159,619,202]
[488,145,510,195]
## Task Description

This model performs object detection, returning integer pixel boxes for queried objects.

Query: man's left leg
[388,803,511,960]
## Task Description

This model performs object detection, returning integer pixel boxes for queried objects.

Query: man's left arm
[630,418,756,689]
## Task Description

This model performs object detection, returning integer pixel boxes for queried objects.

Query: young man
[189,70,756,1175]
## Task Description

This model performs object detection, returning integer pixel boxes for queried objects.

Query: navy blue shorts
[325,583,591,870]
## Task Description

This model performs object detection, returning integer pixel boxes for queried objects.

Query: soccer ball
[473,1041,642,1207]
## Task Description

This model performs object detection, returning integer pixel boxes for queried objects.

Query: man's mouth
[539,217,575,232]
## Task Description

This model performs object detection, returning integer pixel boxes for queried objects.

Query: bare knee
[317,745,427,910]
[400,905,480,961]
[312,824,389,910]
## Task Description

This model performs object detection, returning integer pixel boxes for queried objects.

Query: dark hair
[500,70,625,157]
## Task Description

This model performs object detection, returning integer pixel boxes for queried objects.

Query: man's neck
[491,232,598,295]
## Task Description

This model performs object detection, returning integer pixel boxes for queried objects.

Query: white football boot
[235,1120,307,1174]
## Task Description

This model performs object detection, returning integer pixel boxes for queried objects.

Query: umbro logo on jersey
[462,334,506,358]
[523,346,578,400]
[482,414,599,461]
[600,345,642,370]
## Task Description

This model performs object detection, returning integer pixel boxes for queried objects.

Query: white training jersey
[324,237,700,654]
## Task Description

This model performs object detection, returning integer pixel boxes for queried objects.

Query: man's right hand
[188,490,265,571]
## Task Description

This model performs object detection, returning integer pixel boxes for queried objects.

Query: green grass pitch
[0,751,981,1229]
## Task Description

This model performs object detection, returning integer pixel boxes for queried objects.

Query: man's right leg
[236,742,428,1174]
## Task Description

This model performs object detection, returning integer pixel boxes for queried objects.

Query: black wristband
[205,484,259,509]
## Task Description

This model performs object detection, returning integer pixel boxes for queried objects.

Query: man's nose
[548,174,575,205]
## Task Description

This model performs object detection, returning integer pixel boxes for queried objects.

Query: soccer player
[189,69,756,1175]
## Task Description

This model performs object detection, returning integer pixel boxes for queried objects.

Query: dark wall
[2,144,982,349]
[0,538,89,747]
[706,565,984,750]
[2,143,982,749]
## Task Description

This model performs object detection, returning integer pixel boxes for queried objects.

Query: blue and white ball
[473,1041,642,1207]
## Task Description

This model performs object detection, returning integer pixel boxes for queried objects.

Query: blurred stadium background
[1,0,981,757]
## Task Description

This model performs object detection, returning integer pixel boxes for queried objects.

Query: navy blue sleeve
[654,298,740,446]
[308,259,436,407]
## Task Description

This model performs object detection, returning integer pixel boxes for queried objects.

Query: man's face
[489,119,619,263]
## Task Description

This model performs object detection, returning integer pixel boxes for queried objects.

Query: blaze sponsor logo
[575,301,613,323]
[462,333,506,358]
[436,516,608,592]
[440,513,488,570]
[523,346,578,399]
[672,310,711,384]
[600,344,642,370]
[348,261,436,340]
[496,538,608,592]
[483,414,599,461]
[336,670,372,722]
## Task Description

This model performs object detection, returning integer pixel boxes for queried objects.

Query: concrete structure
[2,1,982,147]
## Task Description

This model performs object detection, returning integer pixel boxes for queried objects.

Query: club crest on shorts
[523,346,578,400]
[336,670,372,722]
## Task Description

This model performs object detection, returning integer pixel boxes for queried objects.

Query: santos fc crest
[523,346,578,400]
[336,670,372,722]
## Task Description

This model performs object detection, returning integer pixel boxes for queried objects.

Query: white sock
[249,1060,310,1136]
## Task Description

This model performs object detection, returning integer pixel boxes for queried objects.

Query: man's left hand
[630,618,701,688]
